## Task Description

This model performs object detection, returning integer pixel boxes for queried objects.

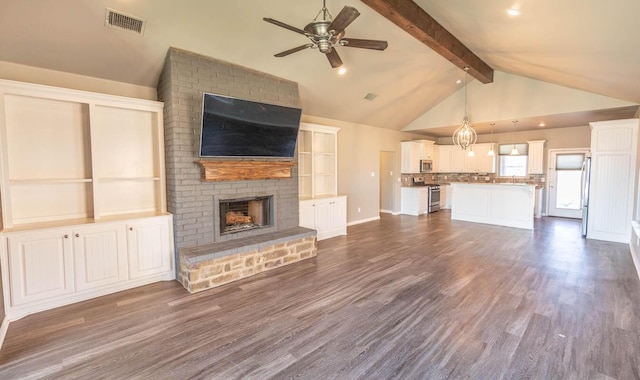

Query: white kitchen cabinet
[587,119,638,243]
[401,141,423,173]
[298,123,339,199]
[437,145,452,172]
[470,144,496,173]
[420,140,436,160]
[400,187,429,216]
[437,144,495,173]
[74,224,128,291]
[299,196,347,240]
[0,215,175,319]
[440,184,453,209]
[527,140,546,174]
[127,217,173,279]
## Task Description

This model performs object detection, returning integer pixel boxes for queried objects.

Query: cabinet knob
[75,233,80,238]
[64,234,69,239]
[129,227,134,231]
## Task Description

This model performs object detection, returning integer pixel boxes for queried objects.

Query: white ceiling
[0,0,638,137]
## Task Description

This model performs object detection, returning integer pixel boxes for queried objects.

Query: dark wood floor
[1,211,639,379]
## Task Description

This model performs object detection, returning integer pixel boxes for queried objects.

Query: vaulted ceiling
[0,0,638,136]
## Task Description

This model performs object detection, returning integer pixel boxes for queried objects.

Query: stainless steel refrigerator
[581,154,591,237]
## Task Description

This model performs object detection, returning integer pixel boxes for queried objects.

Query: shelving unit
[0,79,174,320]
[297,122,346,240]
[298,123,339,199]
[0,80,167,230]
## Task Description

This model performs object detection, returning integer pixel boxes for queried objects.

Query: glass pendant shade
[453,68,477,151]
[510,146,520,155]
[467,148,475,157]
[488,148,495,156]
[509,120,519,155]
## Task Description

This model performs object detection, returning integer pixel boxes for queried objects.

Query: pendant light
[452,67,477,151]
[510,120,520,155]
[488,123,495,156]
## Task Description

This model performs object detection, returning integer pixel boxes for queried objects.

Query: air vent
[364,93,378,101]
[105,8,146,35]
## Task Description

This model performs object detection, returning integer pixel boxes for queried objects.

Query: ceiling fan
[263,0,388,69]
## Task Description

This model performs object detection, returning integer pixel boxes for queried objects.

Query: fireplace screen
[219,196,272,234]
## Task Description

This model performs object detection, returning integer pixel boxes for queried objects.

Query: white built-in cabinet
[437,143,496,173]
[0,80,174,319]
[587,119,639,243]
[299,196,347,240]
[298,123,347,240]
[527,140,546,174]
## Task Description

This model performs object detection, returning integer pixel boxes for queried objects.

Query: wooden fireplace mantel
[197,160,295,181]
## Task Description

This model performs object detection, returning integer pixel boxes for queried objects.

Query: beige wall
[0,61,157,100]
[302,115,428,223]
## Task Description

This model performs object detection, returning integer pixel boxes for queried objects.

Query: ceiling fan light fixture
[506,8,521,16]
[338,67,347,75]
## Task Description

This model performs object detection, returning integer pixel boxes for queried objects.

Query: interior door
[379,151,395,213]
[548,150,588,218]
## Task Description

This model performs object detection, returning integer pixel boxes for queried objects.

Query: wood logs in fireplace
[225,211,253,225]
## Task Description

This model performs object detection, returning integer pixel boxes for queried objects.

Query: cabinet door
[450,147,464,172]
[401,142,422,173]
[314,200,332,239]
[419,188,429,214]
[330,197,347,236]
[74,224,128,291]
[299,201,315,229]
[7,230,74,306]
[437,146,452,172]
[127,218,172,279]
[527,141,545,174]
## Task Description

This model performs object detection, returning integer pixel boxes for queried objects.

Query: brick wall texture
[157,48,302,251]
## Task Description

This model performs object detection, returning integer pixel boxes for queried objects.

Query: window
[499,143,528,177]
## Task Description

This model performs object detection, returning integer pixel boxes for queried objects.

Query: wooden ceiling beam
[360,0,494,83]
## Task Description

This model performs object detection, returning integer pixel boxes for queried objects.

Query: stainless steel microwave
[420,159,433,173]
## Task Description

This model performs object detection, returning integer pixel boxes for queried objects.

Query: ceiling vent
[105,8,146,35]
[364,93,378,101]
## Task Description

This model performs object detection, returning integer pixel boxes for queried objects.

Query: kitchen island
[451,183,535,229]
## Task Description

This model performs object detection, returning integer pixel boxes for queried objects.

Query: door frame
[379,151,396,214]
[546,147,590,217]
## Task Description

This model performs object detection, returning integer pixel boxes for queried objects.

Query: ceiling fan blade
[326,49,343,68]
[263,18,308,35]
[341,38,389,51]
[274,44,314,57]
[328,6,360,35]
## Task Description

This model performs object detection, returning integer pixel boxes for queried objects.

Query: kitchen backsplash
[401,173,546,187]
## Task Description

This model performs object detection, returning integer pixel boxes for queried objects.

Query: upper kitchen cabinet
[0,79,167,230]
[527,140,546,174]
[298,123,339,199]
[401,140,437,173]
[401,141,423,173]
[437,143,495,173]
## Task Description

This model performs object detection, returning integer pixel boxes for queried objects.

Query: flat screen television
[199,93,302,158]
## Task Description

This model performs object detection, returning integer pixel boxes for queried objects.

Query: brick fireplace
[157,48,317,292]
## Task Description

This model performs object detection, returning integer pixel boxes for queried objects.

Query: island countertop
[451,183,535,229]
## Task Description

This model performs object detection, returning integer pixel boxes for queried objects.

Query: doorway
[380,151,395,213]
[547,148,589,218]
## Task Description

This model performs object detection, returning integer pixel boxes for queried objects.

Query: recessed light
[338,67,347,75]
[506,8,521,16]
[456,79,463,85]
[538,122,546,127]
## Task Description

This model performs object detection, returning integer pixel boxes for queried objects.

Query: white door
[547,149,588,218]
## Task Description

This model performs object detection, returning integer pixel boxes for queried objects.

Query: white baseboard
[347,216,381,226]
[379,209,393,214]
[0,316,9,350]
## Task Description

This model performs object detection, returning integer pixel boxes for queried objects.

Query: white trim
[545,147,590,217]
[630,221,640,280]
[379,209,393,214]
[347,216,380,226]
[0,316,8,350]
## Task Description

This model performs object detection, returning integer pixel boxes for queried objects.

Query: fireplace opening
[219,196,272,235]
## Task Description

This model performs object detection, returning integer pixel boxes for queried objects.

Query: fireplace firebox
[219,196,272,234]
